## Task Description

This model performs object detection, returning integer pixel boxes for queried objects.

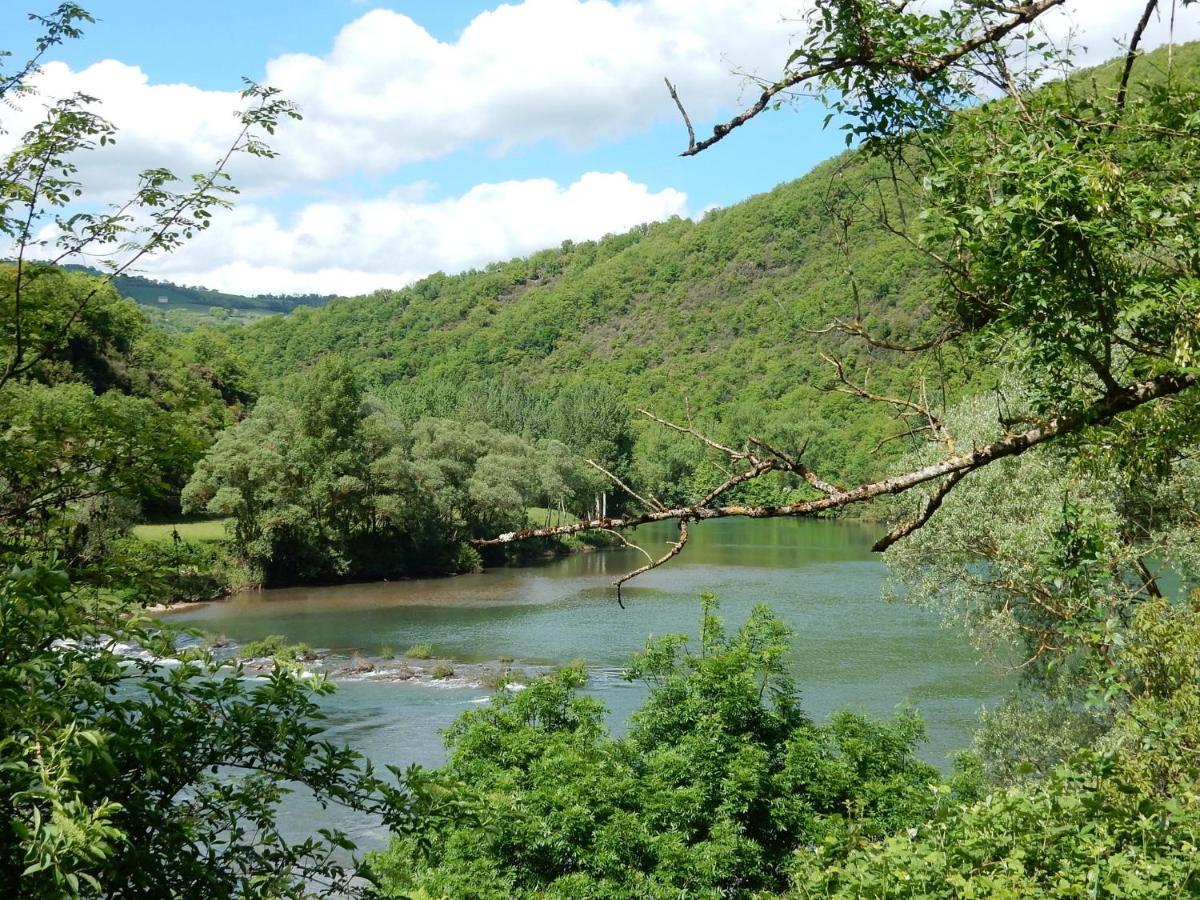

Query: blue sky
[12,1,847,206]
[4,1,1191,295]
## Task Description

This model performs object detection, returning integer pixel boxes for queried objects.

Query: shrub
[239,634,313,663]
[430,664,455,680]
[369,597,938,897]
[405,643,433,660]
[0,562,398,896]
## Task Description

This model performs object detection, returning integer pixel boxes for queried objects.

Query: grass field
[134,510,569,544]
[526,506,579,527]
[133,519,231,543]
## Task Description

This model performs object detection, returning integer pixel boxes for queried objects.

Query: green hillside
[228,151,983,491]
[228,42,1200,498]
[61,265,333,332]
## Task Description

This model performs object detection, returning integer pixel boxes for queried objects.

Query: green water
[165,518,1009,850]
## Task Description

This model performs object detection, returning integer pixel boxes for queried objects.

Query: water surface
[166,518,1008,850]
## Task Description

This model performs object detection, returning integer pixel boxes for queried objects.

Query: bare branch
[802,317,961,353]
[636,408,842,499]
[598,529,655,566]
[664,78,696,152]
[747,436,842,495]
[821,353,953,452]
[636,408,746,458]
[614,519,690,608]
[680,0,1069,157]
[477,370,1199,558]
[699,459,778,507]
[586,459,664,511]
[1116,1,1160,113]
[872,468,967,551]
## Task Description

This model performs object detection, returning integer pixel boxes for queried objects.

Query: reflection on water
[164,518,1010,850]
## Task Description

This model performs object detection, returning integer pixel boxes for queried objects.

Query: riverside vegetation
[3,1,1200,896]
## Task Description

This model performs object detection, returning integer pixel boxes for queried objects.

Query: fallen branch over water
[475,370,1199,597]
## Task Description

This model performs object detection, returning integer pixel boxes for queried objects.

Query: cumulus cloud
[2,1,1196,292]
[2,1,805,196]
[4,1,1192,195]
[132,171,689,296]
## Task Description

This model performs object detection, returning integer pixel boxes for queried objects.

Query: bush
[789,754,1200,897]
[405,643,433,660]
[0,562,402,896]
[429,664,455,680]
[239,634,314,663]
[107,537,231,606]
[369,597,939,897]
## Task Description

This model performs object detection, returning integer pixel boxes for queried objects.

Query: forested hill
[226,42,1199,490]
[226,149,979,488]
[62,265,332,331]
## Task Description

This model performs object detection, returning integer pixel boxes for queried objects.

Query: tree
[369,599,939,898]
[182,358,585,583]
[0,562,409,897]
[0,10,410,896]
[480,1,1200,596]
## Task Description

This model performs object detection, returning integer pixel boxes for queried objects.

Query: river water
[164,518,1009,851]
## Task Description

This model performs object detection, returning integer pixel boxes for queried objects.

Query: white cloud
[2,1,1196,293]
[4,2,1195,195]
[2,1,804,197]
[23,5,1198,174]
[131,171,688,295]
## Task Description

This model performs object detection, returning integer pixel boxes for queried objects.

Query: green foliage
[429,664,454,680]
[0,379,208,561]
[369,599,939,897]
[0,562,406,896]
[0,15,418,896]
[916,61,1200,417]
[225,151,965,499]
[405,643,433,660]
[885,384,1200,781]
[239,633,314,663]
[791,596,1200,898]
[105,534,233,606]
[183,356,595,584]
[790,752,1200,898]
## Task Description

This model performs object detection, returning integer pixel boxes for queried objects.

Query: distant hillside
[228,44,1197,492]
[62,265,334,332]
[227,148,973,489]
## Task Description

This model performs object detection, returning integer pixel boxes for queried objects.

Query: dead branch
[821,353,953,452]
[476,369,1198,551]
[586,459,664,511]
[747,436,842,495]
[1116,1,1160,113]
[803,317,961,353]
[614,519,690,608]
[699,459,778,507]
[664,78,695,152]
[636,408,745,458]
[872,468,967,551]
[675,0,1069,157]
[598,529,655,566]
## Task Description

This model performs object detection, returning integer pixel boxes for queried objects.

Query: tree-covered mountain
[60,265,333,331]
[226,40,1200,503]
[225,149,977,493]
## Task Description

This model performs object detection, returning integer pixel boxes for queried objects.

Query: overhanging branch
[672,0,1069,157]
[477,371,1198,569]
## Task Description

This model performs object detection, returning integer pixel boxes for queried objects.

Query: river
[164,518,1009,851]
